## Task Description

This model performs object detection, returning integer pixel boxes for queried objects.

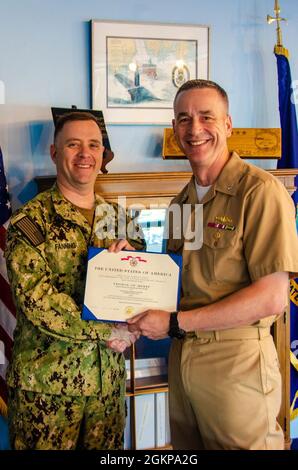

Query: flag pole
[267,0,288,57]
[267,0,298,447]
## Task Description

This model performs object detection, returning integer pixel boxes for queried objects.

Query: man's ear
[172,118,176,134]
[50,144,57,164]
[225,115,233,138]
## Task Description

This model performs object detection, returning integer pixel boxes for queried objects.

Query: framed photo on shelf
[91,20,210,124]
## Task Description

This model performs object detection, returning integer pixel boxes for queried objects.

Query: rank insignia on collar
[208,222,236,231]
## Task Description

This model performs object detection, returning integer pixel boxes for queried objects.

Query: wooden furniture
[35,168,298,449]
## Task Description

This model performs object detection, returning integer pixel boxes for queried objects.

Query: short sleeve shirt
[167,152,298,327]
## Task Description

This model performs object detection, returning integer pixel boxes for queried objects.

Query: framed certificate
[82,248,182,322]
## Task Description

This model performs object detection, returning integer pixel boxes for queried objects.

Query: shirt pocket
[202,228,241,283]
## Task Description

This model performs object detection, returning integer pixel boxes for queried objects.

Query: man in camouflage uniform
[5,112,144,450]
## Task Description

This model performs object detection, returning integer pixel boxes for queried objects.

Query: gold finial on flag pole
[267,0,288,56]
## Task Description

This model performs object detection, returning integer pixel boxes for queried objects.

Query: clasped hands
[105,239,171,353]
[106,310,171,353]
[106,323,141,353]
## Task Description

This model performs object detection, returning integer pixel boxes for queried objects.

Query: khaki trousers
[168,329,284,450]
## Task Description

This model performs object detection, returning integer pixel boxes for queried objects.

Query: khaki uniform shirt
[5,184,144,396]
[167,152,298,328]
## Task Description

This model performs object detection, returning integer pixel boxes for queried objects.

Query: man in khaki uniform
[5,112,144,450]
[129,79,298,449]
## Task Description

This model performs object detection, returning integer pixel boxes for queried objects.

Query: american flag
[0,147,16,414]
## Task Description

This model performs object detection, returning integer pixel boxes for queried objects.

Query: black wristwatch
[168,311,186,339]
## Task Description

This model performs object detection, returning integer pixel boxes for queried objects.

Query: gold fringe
[290,350,298,372]
[290,390,298,421]
[274,45,289,58]
[290,279,298,307]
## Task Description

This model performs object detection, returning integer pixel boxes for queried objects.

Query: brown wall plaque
[162,128,281,159]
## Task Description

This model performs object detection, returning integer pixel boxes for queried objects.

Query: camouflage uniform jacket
[5,184,144,396]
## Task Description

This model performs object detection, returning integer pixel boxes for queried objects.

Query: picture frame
[91,20,210,124]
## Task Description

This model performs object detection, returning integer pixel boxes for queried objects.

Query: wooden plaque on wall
[162,128,281,159]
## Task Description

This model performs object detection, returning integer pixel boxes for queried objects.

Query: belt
[187,327,271,341]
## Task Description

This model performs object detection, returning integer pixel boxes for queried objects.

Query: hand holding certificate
[82,248,182,322]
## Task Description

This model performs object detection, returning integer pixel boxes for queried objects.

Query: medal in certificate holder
[82,248,182,323]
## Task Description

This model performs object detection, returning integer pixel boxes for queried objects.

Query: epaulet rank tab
[13,215,45,247]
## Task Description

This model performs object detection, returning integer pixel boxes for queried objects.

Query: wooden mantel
[36,168,298,204]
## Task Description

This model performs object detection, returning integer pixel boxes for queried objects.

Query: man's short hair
[174,79,229,112]
[54,111,102,143]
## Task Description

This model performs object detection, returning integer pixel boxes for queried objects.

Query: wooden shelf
[126,375,168,395]
[35,168,298,203]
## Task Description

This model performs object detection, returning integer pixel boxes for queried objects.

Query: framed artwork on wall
[91,20,210,124]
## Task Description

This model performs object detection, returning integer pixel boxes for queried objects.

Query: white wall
[0,0,297,208]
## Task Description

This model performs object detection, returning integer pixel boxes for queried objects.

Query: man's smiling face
[50,119,104,192]
[172,87,232,169]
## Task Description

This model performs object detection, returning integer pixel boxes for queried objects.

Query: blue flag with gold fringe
[276,51,298,201]
[275,48,298,439]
